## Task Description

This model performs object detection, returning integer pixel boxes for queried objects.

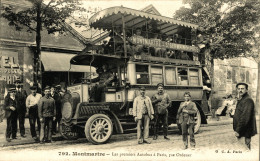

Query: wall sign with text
[0,50,22,84]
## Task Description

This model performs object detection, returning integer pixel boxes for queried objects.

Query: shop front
[41,51,95,89]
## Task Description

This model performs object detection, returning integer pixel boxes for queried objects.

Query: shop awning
[41,51,96,72]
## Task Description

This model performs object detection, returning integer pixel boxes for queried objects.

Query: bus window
[136,64,149,84]
[189,69,200,85]
[165,67,177,85]
[151,66,163,85]
[178,68,188,85]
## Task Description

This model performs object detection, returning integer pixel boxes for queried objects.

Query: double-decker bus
[60,6,208,144]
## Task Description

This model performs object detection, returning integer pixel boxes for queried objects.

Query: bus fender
[104,110,124,134]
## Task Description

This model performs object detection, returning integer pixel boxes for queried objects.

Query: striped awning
[89,6,198,35]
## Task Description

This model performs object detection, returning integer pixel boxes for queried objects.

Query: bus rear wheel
[85,114,113,144]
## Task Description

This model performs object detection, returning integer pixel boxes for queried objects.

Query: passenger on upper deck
[128,28,145,56]
[105,27,124,56]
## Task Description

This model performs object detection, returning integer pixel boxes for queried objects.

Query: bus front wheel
[85,114,113,144]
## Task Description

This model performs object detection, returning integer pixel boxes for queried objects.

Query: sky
[81,0,186,18]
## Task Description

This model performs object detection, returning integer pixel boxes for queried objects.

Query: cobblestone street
[0,119,259,161]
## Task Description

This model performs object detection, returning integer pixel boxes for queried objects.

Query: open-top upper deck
[71,6,201,68]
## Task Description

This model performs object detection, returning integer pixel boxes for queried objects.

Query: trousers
[6,112,17,139]
[17,112,25,136]
[40,117,53,142]
[29,107,41,138]
[181,122,195,147]
[153,112,168,137]
[137,114,150,142]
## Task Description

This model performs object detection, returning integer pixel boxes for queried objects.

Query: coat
[133,95,154,120]
[15,89,27,113]
[3,96,17,118]
[38,96,56,118]
[176,101,197,124]
[233,93,257,137]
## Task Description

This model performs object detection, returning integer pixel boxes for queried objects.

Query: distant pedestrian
[216,94,234,121]
[3,87,17,142]
[233,83,257,150]
[14,80,27,138]
[177,92,198,150]
[26,86,42,142]
[151,83,171,140]
[38,86,56,143]
[133,86,154,144]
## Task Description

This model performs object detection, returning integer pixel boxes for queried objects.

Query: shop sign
[0,50,22,84]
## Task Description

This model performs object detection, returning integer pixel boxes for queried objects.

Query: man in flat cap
[151,83,171,140]
[38,86,56,143]
[14,79,27,138]
[3,86,17,142]
[233,82,257,151]
[133,86,154,144]
[26,85,42,142]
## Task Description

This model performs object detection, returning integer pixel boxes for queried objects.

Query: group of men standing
[3,81,63,144]
[133,83,198,150]
[133,82,257,151]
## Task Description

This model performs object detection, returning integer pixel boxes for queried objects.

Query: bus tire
[85,114,113,144]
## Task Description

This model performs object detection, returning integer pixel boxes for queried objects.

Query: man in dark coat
[3,87,18,142]
[50,85,62,134]
[14,80,27,137]
[233,82,257,150]
[38,86,56,143]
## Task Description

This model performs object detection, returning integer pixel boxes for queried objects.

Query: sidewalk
[0,115,258,147]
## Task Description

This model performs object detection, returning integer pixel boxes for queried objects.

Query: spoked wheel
[85,114,113,144]
[194,107,201,134]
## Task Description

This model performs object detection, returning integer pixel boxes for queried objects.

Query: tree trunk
[209,52,215,118]
[256,61,260,114]
[35,1,42,91]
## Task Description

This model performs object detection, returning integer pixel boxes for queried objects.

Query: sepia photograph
[0,0,259,160]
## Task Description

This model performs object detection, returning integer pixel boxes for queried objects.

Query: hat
[55,85,61,89]
[8,88,16,92]
[7,84,16,92]
[157,83,164,88]
[236,82,248,89]
[30,86,37,90]
[183,91,191,97]
[44,85,50,91]
[14,79,22,84]
[140,86,145,91]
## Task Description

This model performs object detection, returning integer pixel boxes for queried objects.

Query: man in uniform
[133,86,154,144]
[38,86,56,143]
[14,80,27,138]
[3,86,17,142]
[233,82,257,150]
[151,83,171,140]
